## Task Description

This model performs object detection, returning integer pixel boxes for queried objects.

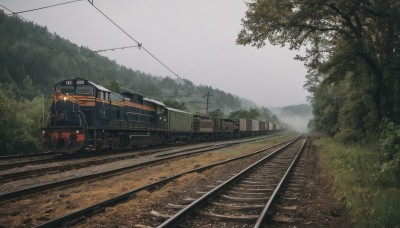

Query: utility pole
[202,90,213,115]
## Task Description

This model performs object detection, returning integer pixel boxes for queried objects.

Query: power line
[3,0,183,80]
[94,44,141,53]
[8,0,83,15]
[0,3,27,20]
[4,0,194,92]
[87,1,182,79]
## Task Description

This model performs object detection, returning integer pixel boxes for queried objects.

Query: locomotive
[40,78,283,153]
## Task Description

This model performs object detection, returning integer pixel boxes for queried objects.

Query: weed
[315,137,400,227]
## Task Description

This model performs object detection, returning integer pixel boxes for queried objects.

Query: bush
[334,128,361,144]
[378,119,400,186]
[316,137,400,227]
[0,91,43,155]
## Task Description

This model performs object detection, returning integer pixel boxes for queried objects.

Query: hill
[0,11,261,115]
[0,11,280,154]
[271,104,313,132]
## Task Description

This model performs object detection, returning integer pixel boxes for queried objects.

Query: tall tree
[237,0,400,123]
[237,0,400,172]
[208,109,225,118]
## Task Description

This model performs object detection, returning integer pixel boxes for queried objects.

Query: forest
[0,11,280,155]
[238,0,400,180]
[237,0,399,226]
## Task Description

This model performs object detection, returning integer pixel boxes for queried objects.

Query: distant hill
[271,104,313,132]
[0,11,262,116]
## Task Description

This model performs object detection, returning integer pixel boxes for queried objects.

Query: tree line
[237,0,400,186]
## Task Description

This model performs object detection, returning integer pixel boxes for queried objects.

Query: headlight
[64,96,67,101]
[75,130,80,134]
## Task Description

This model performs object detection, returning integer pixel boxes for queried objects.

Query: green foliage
[378,119,400,185]
[239,1,400,224]
[208,109,225,118]
[280,104,312,117]
[228,108,258,120]
[228,107,276,123]
[163,98,187,111]
[0,90,42,155]
[316,137,400,227]
[238,0,400,143]
[106,80,122,93]
[333,129,361,145]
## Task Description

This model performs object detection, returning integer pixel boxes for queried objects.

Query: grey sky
[2,0,309,107]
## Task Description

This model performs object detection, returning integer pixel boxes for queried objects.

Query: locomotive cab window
[56,85,74,93]
[76,85,94,95]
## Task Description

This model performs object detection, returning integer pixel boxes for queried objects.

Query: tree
[237,0,400,178]
[0,91,41,155]
[228,108,259,120]
[238,0,400,123]
[107,80,122,93]
[229,109,251,120]
[163,98,187,111]
[208,109,225,118]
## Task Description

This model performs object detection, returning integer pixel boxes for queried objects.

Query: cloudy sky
[2,0,309,107]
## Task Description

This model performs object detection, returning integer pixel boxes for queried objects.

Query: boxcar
[252,120,259,131]
[268,122,274,131]
[193,115,214,132]
[166,107,192,132]
[222,119,238,132]
[239,118,252,131]
[259,121,266,131]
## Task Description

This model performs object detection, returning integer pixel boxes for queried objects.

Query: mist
[271,104,313,133]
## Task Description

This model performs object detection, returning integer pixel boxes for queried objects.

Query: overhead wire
[94,45,140,53]
[0,3,27,20]
[3,0,211,107]
[7,0,83,15]
[4,0,181,79]
[86,1,182,80]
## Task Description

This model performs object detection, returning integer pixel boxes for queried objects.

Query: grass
[314,137,400,227]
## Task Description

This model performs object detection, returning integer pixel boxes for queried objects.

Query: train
[40,78,284,153]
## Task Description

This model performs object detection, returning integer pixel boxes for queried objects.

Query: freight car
[192,115,215,141]
[40,78,283,153]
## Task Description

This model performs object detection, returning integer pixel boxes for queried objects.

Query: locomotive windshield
[56,85,74,93]
[76,85,95,95]
[54,80,95,95]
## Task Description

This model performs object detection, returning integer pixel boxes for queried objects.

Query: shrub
[334,128,361,144]
[378,119,400,186]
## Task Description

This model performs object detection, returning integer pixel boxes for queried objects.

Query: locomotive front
[40,79,91,153]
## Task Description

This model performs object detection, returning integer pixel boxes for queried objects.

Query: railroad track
[0,133,285,184]
[0,133,284,172]
[34,136,300,227]
[0,144,211,184]
[155,137,307,227]
[0,145,178,171]
[0,151,60,161]
[0,133,288,204]
[0,154,66,171]
[0,144,228,203]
